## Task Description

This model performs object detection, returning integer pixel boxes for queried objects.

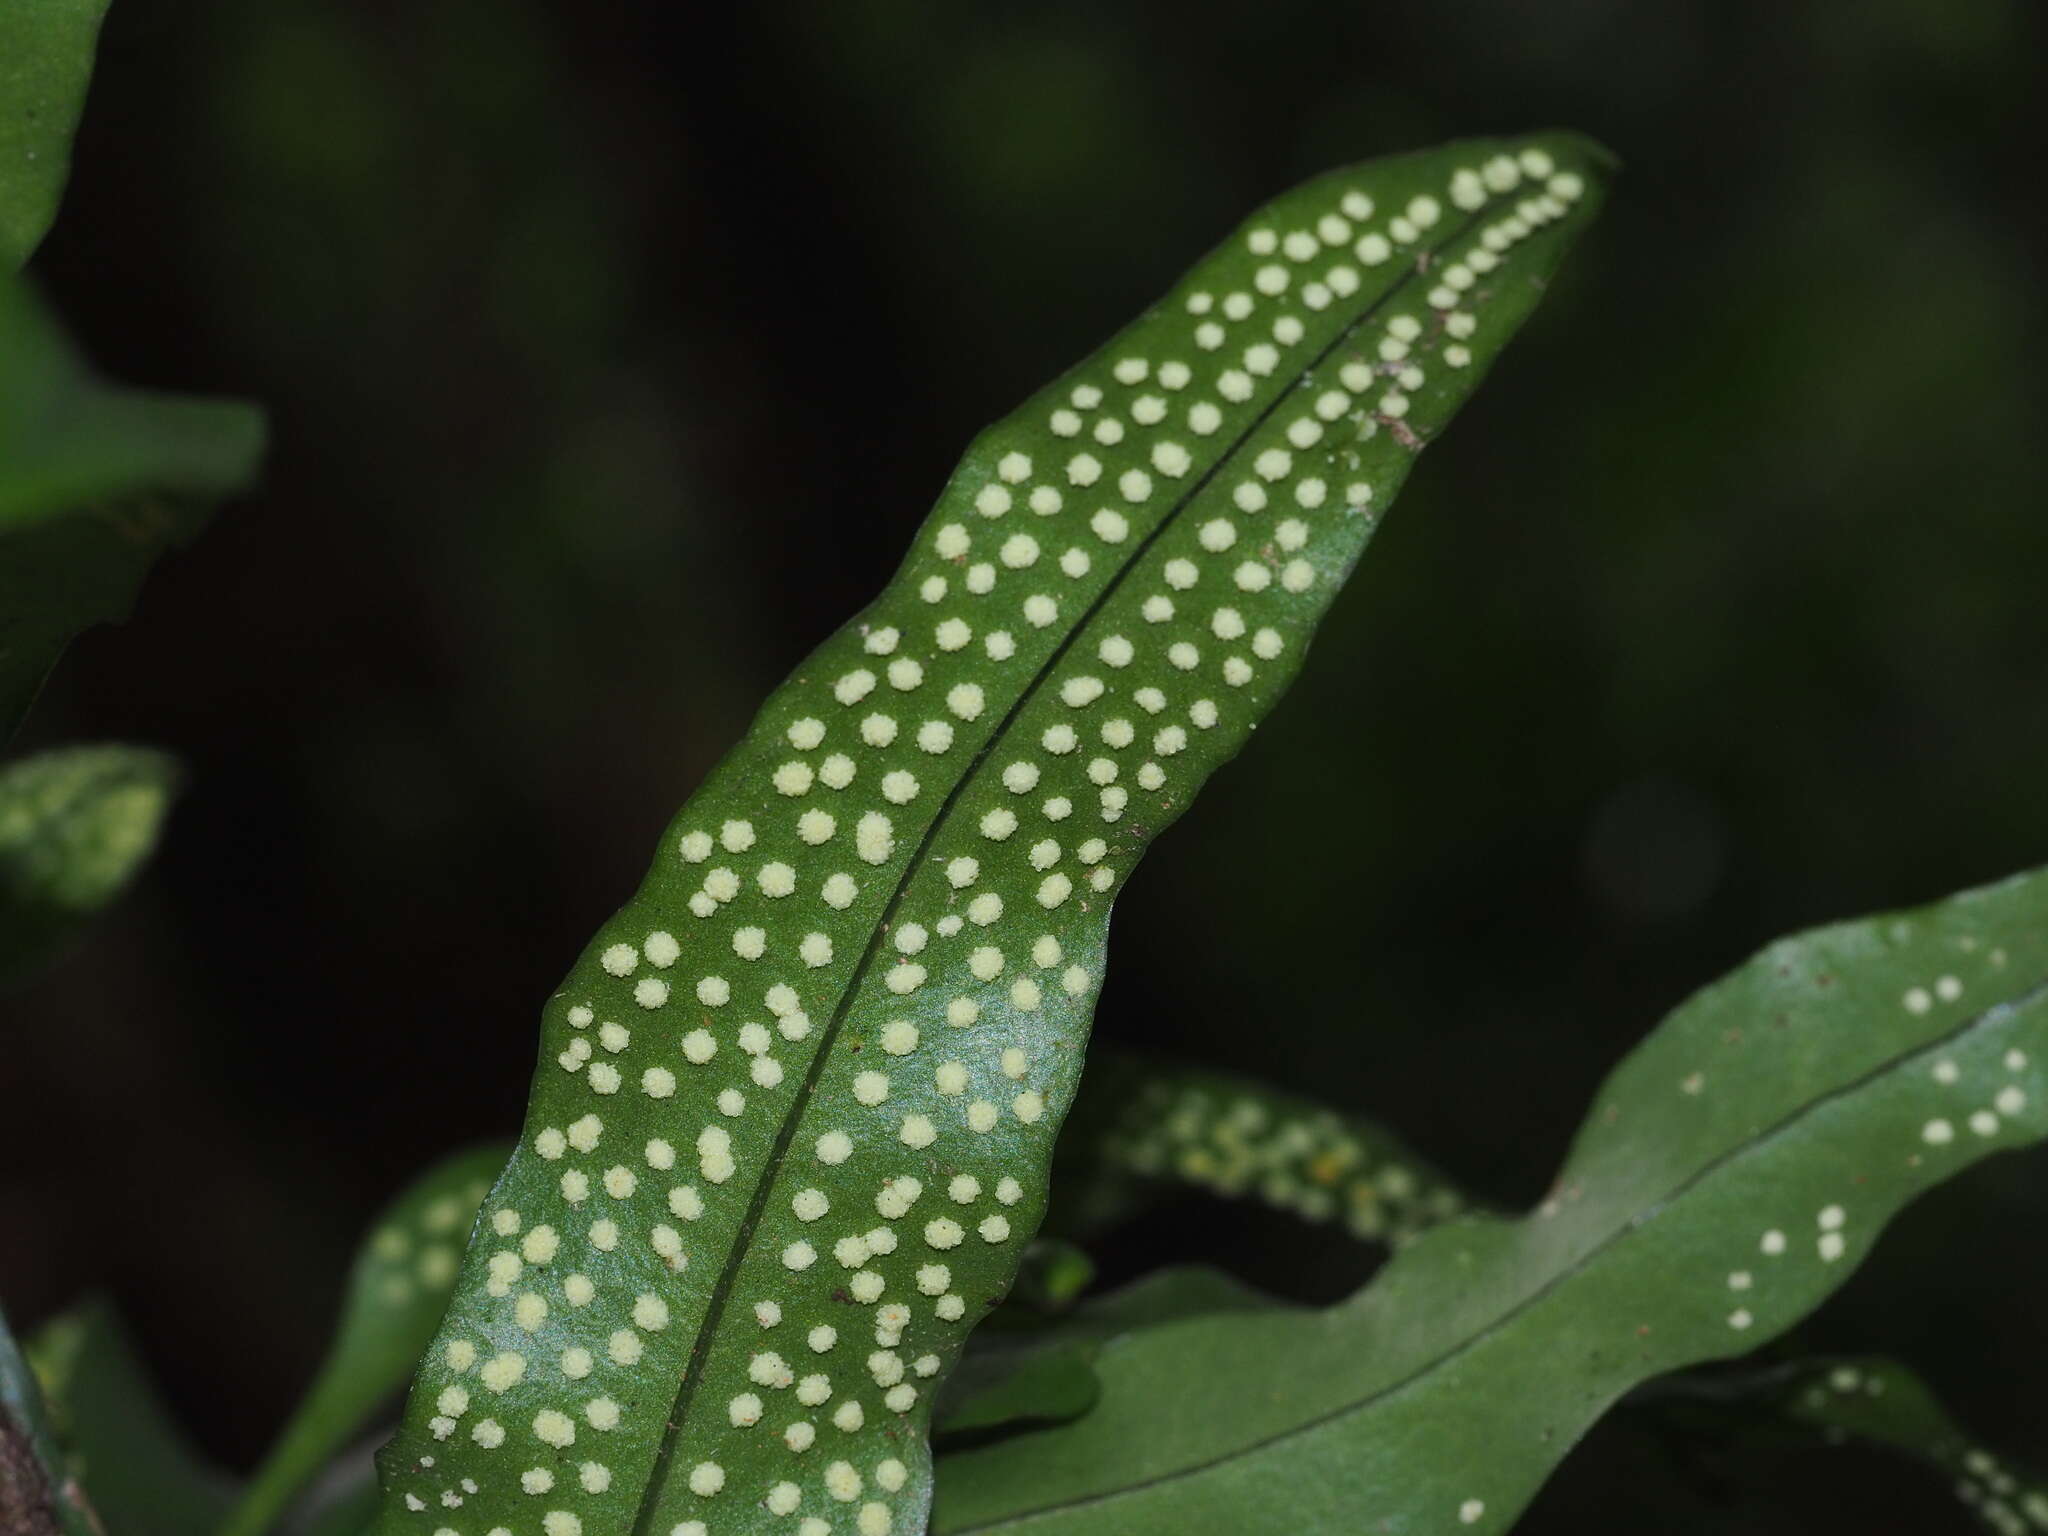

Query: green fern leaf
[932,866,2048,1533]
[0,745,178,986]
[374,132,1610,1536]
[221,1145,506,1536]
[0,0,109,269]
[1054,1052,1472,1242]
[1646,1354,2048,1533]
[0,280,265,741]
[936,1268,1277,1442]
[21,1298,233,1536]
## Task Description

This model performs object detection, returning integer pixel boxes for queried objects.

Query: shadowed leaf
[937,1268,1278,1442]
[1651,1355,2048,1535]
[25,1299,229,1536]
[1053,1051,1474,1243]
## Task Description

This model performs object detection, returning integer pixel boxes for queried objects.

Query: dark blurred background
[5,0,2045,1527]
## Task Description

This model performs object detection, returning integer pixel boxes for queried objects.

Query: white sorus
[792,1188,830,1221]
[876,1177,922,1218]
[688,1463,725,1496]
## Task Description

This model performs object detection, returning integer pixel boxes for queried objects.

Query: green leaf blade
[0,280,266,740]
[220,1145,506,1536]
[932,867,2048,1534]
[0,744,178,986]
[1057,1052,1474,1242]
[374,133,1609,1536]
[24,1299,233,1536]
[0,0,109,269]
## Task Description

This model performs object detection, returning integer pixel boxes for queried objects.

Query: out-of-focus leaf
[260,1437,379,1536]
[1056,1051,1475,1243]
[26,1299,229,1536]
[219,1146,506,1536]
[0,278,265,740]
[0,744,177,986]
[935,866,2048,1533]
[937,1268,1278,1441]
[1,1301,100,1536]
[292,1470,377,1536]
[1000,1241,1096,1316]
[1652,1355,2048,1535]
[371,133,1609,1536]
[0,0,109,268]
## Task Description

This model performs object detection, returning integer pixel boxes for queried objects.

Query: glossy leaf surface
[374,133,1610,1536]
[936,1268,1277,1443]
[1656,1355,2048,1535]
[0,744,177,986]
[934,867,2048,1533]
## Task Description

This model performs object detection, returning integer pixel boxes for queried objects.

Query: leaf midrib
[628,184,1521,1534]
[949,974,2048,1531]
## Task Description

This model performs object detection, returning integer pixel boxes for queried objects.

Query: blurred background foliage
[4,0,2044,1529]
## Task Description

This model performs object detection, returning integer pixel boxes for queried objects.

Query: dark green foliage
[0,281,264,743]
[0,0,108,268]
[25,1299,234,1536]
[0,744,177,985]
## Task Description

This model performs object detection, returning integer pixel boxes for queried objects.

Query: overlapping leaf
[1,5,264,740]
[1773,1359,2045,1530]
[0,280,266,741]
[23,1299,229,1536]
[375,134,1611,1536]
[933,866,2048,1533]
[1655,1355,2048,1535]
[220,1146,505,1536]
[936,1269,1278,1443]
[1054,1052,1472,1243]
